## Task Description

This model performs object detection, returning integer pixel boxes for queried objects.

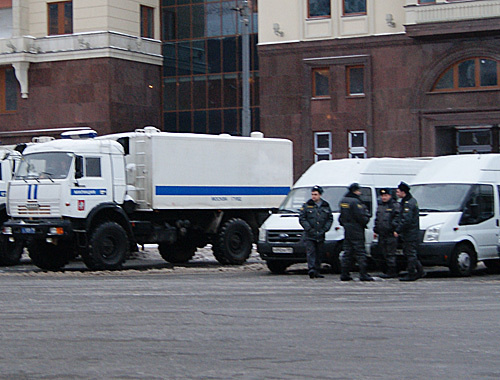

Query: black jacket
[339,191,370,241]
[395,193,420,242]
[374,198,400,237]
[299,199,333,242]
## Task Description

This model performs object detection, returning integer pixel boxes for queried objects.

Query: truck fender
[85,203,136,245]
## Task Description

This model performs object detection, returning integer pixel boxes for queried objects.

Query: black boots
[379,267,398,279]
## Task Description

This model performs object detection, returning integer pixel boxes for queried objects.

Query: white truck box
[258,157,430,274]
[411,154,500,276]
[4,128,293,270]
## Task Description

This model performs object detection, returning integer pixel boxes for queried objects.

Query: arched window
[432,57,500,92]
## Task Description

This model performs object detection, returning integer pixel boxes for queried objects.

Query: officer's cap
[379,188,391,196]
[311,185,323,194]
[398,181,410,193]
[349,182,361,192]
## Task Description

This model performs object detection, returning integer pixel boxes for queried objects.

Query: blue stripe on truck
[155,186,290,196]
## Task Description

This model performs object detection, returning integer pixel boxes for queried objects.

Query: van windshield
[16,152,73,180]
[411,184,472,212]
[279,186,372,213]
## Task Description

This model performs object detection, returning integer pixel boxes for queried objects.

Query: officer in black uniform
[395,181,425,281]
[299,185,333,279]
[374,188,400,278]
[339,183,374,281]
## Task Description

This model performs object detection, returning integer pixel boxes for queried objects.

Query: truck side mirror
[75,156,84,179]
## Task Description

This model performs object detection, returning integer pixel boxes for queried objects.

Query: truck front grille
[267,230,303,243]
[17,204,51,216]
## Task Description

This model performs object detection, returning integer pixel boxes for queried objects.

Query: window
[343,0,366,16]
[349,131,366,158]
[461,185,494,225]
[48,1,72,35]
[312,68,329,97]
[433,57,500,92]
[308,0,331,18]
[418,0,435,4]
[141,5,154,39]
[456,128,492,154]
[85,157,101,177]
[314,132,332,161]
[347,65,364,96]
[0,67,17,113]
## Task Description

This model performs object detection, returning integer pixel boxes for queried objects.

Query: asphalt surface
[1,248,500,379]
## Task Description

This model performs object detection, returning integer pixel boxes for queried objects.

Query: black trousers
[402,240,422,274]
[378,235,397,269]
[341,237,368,276]
[304,239,323,274]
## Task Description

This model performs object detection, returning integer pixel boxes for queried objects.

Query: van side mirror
[75,156,83,179]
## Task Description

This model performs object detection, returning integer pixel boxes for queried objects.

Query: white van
[257,158,429,274]
[410,154,500,276]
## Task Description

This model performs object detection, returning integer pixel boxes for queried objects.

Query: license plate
[272,247,293,254]
[21,227,36,234]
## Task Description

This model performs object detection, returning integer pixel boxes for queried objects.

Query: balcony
[405,0,500,38]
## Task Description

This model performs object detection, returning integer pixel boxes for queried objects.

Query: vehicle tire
[158,241,196,264]
[0,240,24,266]
[266,260,289,274]
[325,242,342,274]
[483,259,500,274]
[28,240,70,270]
[214,218,253,265]
[449,243,476,277]
[82,222,128,270]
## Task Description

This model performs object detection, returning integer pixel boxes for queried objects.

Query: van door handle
[497,219,499,227]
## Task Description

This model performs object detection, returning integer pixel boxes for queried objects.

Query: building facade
[0,0,162,144]
[259,0,500,178]
[161,0,259,135]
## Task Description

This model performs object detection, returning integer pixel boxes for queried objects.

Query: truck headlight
[258,227,266,242]
[423,224,442,242]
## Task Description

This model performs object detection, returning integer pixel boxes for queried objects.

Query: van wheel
[83,222,128,270]
[28,241,70,271]
[159,241,196,263]
[0,240,23,266]
[449,244,476,277]
[214,218,253,265]
[266,260,289,274]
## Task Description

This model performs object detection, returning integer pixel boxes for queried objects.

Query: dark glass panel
[64,2,73,34]
[177,6,190,39]
[177,42,191,75]
[5,68,17,111]
[309,0,331,17]
[193,111,207,133]
[178,111,192,132]
[206,2,220,37]
[251,74,259,107]
[163,79,177,111]
[164,112,177,132]
[162,0,176,6]
[48,3,58,35]
[222,1,237,36]
[344,0,366,14]
[251,34,259,71]
[223,74,238,108]
[193,76,207,109]
[178,78,192,110]
[162,10,176,40]
[480,59,497,87]
[223,37,237,72]
[192,4,205,39]
[251,107,260,132]
[313,69,329,97]
[434,67,453,90]
[208,75,222,108]
[224,109,238,135]
[208,110,222,134]
[458,60,475,88]
[349,67,364,95]
[207,39,221,73]
[191,40,207,74]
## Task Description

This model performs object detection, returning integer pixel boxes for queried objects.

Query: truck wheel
[266,260,289,274]
[449,243,476,277]
[83,222,128,270]
[158,241,196,263]
[28,241,70,270]
[214,218,253,265]
[0,240,23,266]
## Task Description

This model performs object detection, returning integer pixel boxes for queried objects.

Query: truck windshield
[16,152,73,180]
[411,184,472,212]
[279,186,372,213]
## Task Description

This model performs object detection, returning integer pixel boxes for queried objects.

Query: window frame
[47,1,72,36]
[0,66,17,114]
[343,0,367,16]
[349,130,367,158]
[140,5,155,39]
[432,57,500,93]
[308,0,331,19]
[346,65,365,97]
[312,67,330,98]
[314,132,332,162]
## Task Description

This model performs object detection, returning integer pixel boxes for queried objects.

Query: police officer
[374,188,400,278]
[395,181,425,281]
[299,185,333,279]
[339,183,374,281]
